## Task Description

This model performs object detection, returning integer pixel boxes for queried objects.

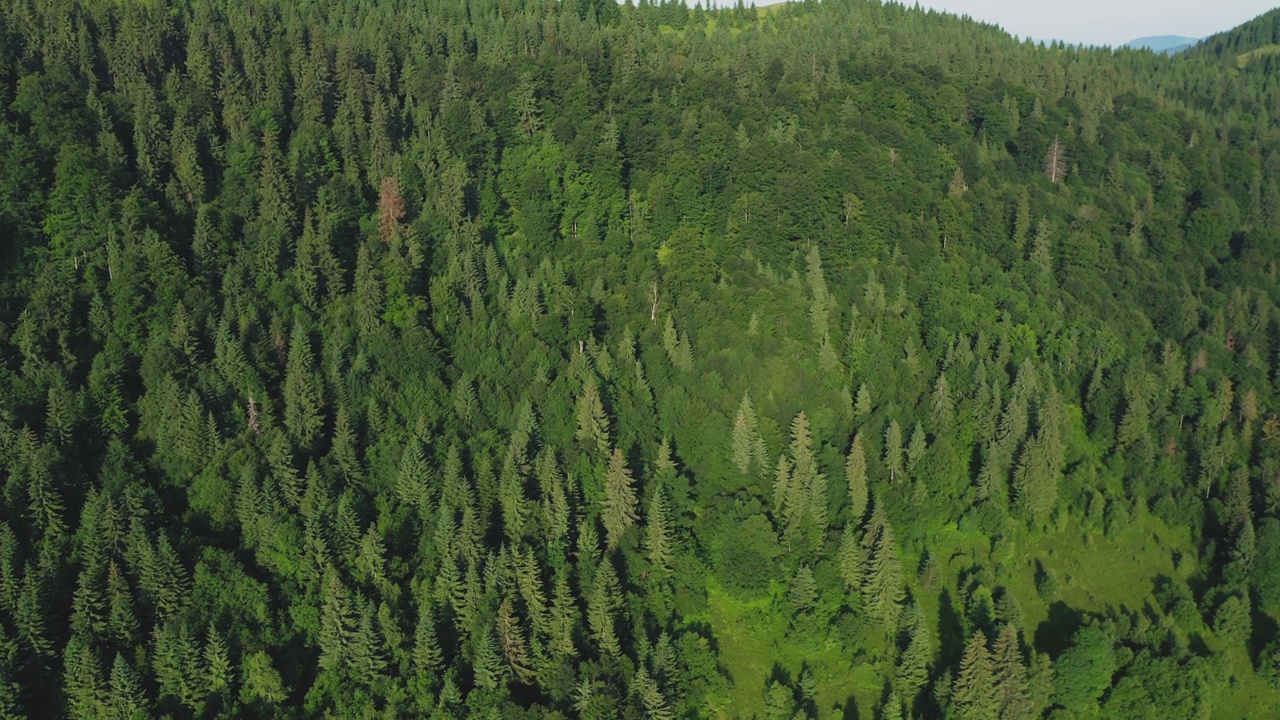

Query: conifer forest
[1,0,1280,717]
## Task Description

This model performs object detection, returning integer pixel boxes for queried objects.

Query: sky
[746,0,1279,47]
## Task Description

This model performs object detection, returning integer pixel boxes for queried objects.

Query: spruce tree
[846,432,869,523]
[497,598,534,683]
[575,381,611,457]
[864,519,905,628]
[602,448,639,549]
[732,392,760,475]
[896,601,932,710]
[789,565,818,613]
[587,559,622,656]
[993,624,1033,720]
[283,321,323,448]
[838,524,866,592]
[646,485,674,575]
[953,631,998,720]
[472,626,506,690]
[884,420,904,483]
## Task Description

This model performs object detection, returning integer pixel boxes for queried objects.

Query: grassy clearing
[706,580,878,718]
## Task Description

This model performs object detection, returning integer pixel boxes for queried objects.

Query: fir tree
[602,448,640,549]
[846,432,869,523]
[953,631,998,720]
[283,321,323,448]
[993,624,1033,720]
[789,565,818,613]
[884,420,904,483]
[732,392,760,475]
[575,381,611,457]
[646,485,674,575]
[864,519,905,628]
[839,524,866,592]
[587,559,622,656]
[896,601,932,710]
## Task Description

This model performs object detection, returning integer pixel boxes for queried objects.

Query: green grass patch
[706,579,880,718]
[1237,44,1280,68]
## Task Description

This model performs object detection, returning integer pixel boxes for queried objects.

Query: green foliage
[1052,625,1117,713]
[0,0,1276,716]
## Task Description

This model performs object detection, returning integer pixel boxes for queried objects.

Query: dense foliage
[0,0,1279,717]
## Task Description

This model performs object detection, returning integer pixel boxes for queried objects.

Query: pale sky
[746,0,1279,48]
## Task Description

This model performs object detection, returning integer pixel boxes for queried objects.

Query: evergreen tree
[575,381,611,457]
[587,559,622,656]
[846,432,869,523]
[953,631,998,720]
[896,601,932,710]
[283,321,323,448]
[732,392,760,475]
[864,518,905,628]
[473,626,506,691]
[838,524,866,592]
[789,565,818,613]
[884,420,904,483]
[646,485,674,575]
[602,448,640,549]
[992,624,1033,720]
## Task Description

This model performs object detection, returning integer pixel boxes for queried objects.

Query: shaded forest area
[0,0,1279,717]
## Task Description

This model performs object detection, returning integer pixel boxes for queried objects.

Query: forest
[0,0,1279,717]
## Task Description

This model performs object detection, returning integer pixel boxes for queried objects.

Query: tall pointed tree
[953,631,998,720]
[602,448,639,549]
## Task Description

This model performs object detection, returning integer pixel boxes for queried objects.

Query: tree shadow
[841,693,862,720]
[937,588,966,671]
[1034,601,1083,656]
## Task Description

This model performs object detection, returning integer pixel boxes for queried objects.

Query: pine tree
[846,433,869,522]
[205,624,232,695]
[772,455,794,521]
[283,321,323,448]
[497,598,534,683]
[838,524,866,591]
[319,574,356,672]
[953,631,998,720]
[634,666,675,720]
[587,559,622,656]
[646,485,674,575]
[354,244,384,337]
[472,626,506,690]
[855,383,873,420]
[602,448,639,549]
[896,601,932,709]
[575,381,611,457]
[538,452,570,558]
[906,422,927,477]
[549,576,578,657]
[732,392,760,475]
[108,653,149,720]
[396,435,430,508]
[808,468,829,532]
[932,373,955,431]
[64,635,107,719]
[884,420,904,483]
[789,565,818,613]
[993,624,1034,720]
[1116,388,1149,448]
[329,404,363,486]
[864,519,905,628]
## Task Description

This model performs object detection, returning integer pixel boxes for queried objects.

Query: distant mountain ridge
[1124,35,1200,54]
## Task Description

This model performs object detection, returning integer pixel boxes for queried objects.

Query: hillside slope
[0,1,1277,718]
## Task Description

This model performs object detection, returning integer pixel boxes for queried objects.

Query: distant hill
[1124,35,1199,54]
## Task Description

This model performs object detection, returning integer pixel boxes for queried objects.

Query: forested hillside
[0,0,1279,717]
